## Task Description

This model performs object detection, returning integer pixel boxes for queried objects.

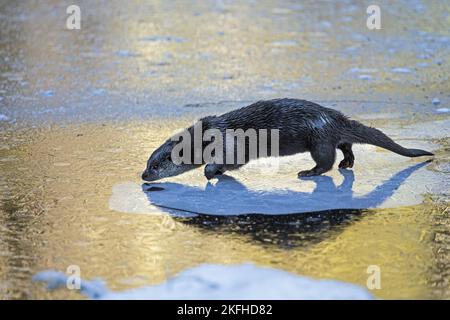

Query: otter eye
[151,164,158,170]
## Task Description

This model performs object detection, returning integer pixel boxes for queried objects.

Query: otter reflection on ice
[142,161,431,247]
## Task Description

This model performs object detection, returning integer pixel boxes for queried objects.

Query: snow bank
[34,264,373,300]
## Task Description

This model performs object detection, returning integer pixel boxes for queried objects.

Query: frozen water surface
[0,0,449,299]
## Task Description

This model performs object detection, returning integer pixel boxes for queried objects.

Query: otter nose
[141,170,149,180]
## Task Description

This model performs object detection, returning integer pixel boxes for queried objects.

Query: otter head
[141,138,198,181]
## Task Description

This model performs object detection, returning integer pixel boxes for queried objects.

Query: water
[0,0,449,299]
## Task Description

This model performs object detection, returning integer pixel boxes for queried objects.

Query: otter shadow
[142,161,430,248]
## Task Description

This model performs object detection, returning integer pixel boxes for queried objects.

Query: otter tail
[344,120,434,157]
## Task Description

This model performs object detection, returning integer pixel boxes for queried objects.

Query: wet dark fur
[142,98,433,181]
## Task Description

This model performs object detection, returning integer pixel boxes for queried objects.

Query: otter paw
[338,159,354,169]
[204,164,223,180]
[205,171,216,180]
[298,170,318,177]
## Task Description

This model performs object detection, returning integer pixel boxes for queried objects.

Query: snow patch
[348,68,378,73]
[139,35,185,43]
[431,98,441,105]
[108,107,445,217]
[271,40,298,47]
[40,90,54,97]
[34,264,373,300]
[358,75,372,80]
[391,67,412,74]
[116,50,140,58]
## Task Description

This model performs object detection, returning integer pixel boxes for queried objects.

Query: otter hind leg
[338,143,355,169]
[298,143,336,177]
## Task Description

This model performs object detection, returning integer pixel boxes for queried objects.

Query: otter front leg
[298,143,336,177]
[204,164,226,180]
[338,143,355,169]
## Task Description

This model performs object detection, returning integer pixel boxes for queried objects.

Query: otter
[142,98,433,181]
